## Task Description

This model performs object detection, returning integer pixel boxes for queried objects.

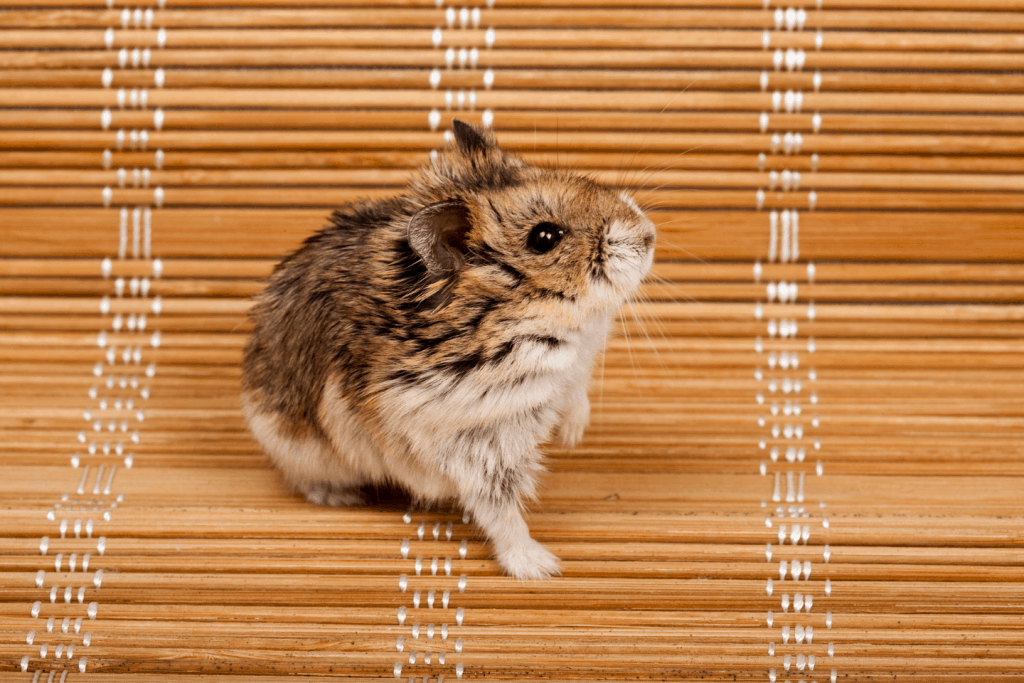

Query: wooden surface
[2,0,1024,681]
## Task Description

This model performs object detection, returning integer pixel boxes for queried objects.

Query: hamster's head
[406,120,656,328]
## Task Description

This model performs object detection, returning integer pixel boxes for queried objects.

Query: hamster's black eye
[527,222,565,254]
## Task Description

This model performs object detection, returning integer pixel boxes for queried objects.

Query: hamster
[241,120,655,579]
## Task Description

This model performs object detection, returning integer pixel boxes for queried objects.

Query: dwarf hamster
[241,120,655,579]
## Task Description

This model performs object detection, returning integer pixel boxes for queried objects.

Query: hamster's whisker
[658,84,696,116]
[635,290,683,372]
[596,315,610,439]
[617,143,713,197]
[643,273,714,341]
[610,126,656,190]
[648,214,701,226]
[645,271,703,306]
[644,287,696,366]
[613,124,686,192]
[647,219,705,237]
[642,276,697,323]
[622,149,712,208]
[612,85,696,190]
[552,114,567,172]
[631,183,678,211]
[633,286,676,351]
[620,159,682,196]
[624,295,669,372]
[616,297,641,384]
[648,235,709,265]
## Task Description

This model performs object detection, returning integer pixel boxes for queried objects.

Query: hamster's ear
[407,200,473,277]
[451,119,496,156]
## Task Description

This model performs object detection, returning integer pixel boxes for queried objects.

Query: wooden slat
[4,8,1024,30]
[4,48,1024,71]
[3,28,1024,50]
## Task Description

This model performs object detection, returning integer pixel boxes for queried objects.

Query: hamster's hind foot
[301,481,364,507]
[498,537,561,580]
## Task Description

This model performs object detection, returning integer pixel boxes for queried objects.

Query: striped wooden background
[2,1,1023,681]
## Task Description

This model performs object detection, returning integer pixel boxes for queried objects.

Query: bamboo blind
[2,1,1023,681]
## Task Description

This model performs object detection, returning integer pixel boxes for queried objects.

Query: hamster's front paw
[301,481,363,507]
[557,395,590,449]
[497,537,562,580]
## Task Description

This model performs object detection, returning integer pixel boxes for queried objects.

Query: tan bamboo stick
[5,129,1024,159]
[2,150,1021,175]
[4,88,1024,113]
[2,298,1021,328]
[5,109,1024,137]
[4,365,1022,385]
[9,453,1023,477]
[4,392,1023,419]
[4,48,1023,71]
[644,282,1024,302]
[0,330,249,346]
[8,372,1024,401]
[0,651,1015,679]
[4,346,1023,373]
[547,459,1024,477]
[0,662,1014,680]
[0,314,250,333]
[13,554,1024,582]
[3,28,1024,51]
[13,0,1024,8]
[1,427,1020,453]
[0,640,1015,677]
[0,626,1021,659]
[2,186,1023,213]
[6,423,1022,447]
[6,278,1024,303]
[8,67,1024,94]
[8,628,1020,665]
[4,502,1024,542]
[5,8,1024,31]
[0,296,249,315]
[5,538,1024,566]
[2,622,1018,651]
[5,169,1024,195]
[652,262,1024,282]
[0,278,260,297]
[0,455,993,478]
[6,468,1024,508]
[0,259,275,278]
[3,604,1018,633]
[3,412,1022,442]
[2,311,1024,342]
[6,433,1020,459]
[5,383,1024,410]
[0,259,1020,283]
[0,640,861,661]
[4,473,1022,513]
[618,320,1024,339]
[3,485,1020,517]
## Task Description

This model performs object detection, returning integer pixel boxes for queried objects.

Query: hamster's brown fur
[242,121,655,578]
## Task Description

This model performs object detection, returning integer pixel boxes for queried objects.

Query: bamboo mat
[2,1,1024,681]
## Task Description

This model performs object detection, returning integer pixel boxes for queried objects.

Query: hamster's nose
[642,227,656,252]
